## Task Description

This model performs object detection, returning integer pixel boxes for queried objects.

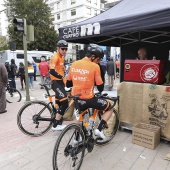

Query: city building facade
[46,0,102,62]
[0,0,121,61]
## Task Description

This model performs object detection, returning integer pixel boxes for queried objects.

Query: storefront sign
[62,22,100,39]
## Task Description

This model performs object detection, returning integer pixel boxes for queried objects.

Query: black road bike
[52,93,119,170]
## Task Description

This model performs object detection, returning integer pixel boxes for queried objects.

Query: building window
[86,0,91,3]
[71,9,76,16]
[71,0,76,5]
[57,14,60,20]
[87,7,91,15]
[57,2,60,9]
[50,5,54,11]
[94,9,97,16]
[94,0,97,5]
[71,20,76,24]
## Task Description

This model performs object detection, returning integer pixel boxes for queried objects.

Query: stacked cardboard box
[132,123,160,149]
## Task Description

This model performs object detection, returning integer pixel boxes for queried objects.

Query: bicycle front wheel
[6,88,22,103]
[53,123,85,170]
[94,108,120,145]
[17,100,54,137]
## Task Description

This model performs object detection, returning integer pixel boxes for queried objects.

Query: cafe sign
[62,22,100,39]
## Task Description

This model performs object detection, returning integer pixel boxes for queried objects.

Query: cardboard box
[132,123,160,149]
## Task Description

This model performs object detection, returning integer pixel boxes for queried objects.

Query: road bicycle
[6,79,22,103]
[17,84,119,141]
[17,83,74,136]
[52,93,119,170]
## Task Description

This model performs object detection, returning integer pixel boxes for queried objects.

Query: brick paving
[0,77,170,170]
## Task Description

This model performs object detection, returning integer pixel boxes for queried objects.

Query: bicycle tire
[53,123,85,170]
[6,88,22,103]
[17,100,54,137]
[94,108,120,145]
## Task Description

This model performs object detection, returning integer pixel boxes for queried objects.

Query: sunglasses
[60,48,68,51]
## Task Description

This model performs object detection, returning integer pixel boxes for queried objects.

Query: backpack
[5,63,11,72]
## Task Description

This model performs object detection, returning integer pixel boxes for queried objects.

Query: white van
[0,50,54,75]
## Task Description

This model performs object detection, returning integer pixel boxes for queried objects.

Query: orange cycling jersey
[67,57,103,99]
[115,61,120,68]
[50,52,65,80]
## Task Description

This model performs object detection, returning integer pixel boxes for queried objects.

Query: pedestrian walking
[107,58,115,87]
[0,63,8,114]
[28,61,34,90]
[115,59,120,78]
[39,56,49,89]
[32,61,37,81]
[18,62,26,90]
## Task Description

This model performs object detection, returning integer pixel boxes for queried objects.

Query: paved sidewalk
[0,77,170,170]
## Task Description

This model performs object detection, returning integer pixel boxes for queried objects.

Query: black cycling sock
[98,119,106,131]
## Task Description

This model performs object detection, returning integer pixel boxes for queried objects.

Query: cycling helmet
[5,60,10,63]
[87,44,104,59]
[57,40,68,47]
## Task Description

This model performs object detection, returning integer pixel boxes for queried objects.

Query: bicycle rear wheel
[6,88,22,103]
[17,100,54,137]
[53,123,85,170]
[94,108,119,145]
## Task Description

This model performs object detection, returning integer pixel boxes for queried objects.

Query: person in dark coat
[18,62,26,90]
[106,58,115,87]
[7,59,17,89]
[0,63,8,113]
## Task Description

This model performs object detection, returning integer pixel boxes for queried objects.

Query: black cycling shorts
[77,97,110,111]
[52,80,67,100]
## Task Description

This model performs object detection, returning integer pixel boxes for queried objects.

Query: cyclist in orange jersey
[66,44,113,139]
[49,40,69,131]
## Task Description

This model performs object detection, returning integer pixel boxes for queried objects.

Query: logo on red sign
[140,64,159,83]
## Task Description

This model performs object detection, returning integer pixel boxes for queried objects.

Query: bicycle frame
[34,86,74,122]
